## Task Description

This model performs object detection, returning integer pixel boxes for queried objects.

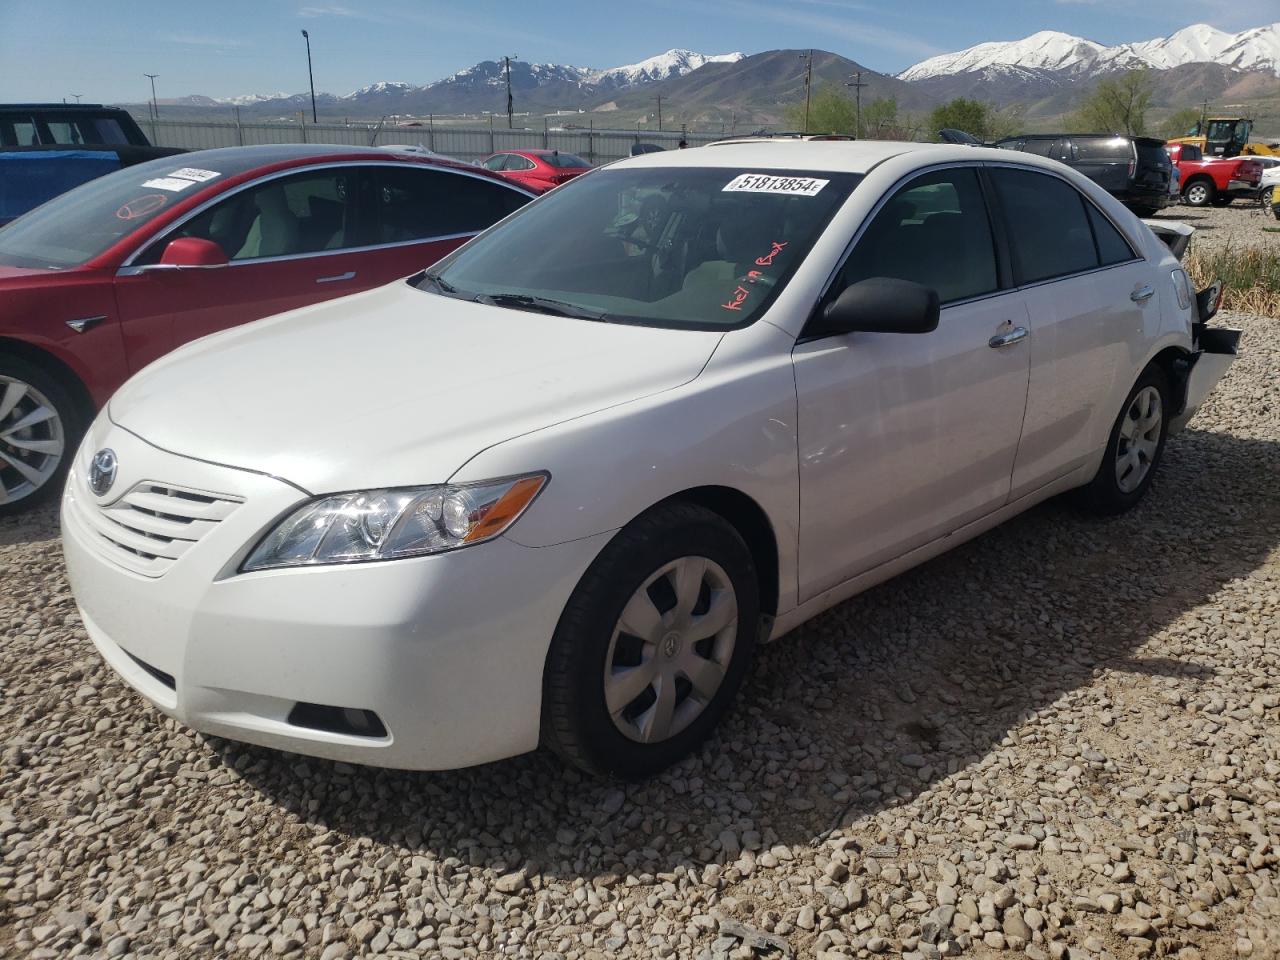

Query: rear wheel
[1079,365,1170,516]
[542,501,759,778]
[1183,180,1214,207]
[1262,185,1275,209]
[0,357,83,516]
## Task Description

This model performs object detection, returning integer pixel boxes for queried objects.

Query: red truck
[1165,143,1264,207]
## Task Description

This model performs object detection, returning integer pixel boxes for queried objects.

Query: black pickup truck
[1,103,184,225]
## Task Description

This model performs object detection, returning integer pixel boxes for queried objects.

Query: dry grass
[1185,244,1280,317]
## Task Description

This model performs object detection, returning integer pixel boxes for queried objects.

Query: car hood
[109,280,722,493]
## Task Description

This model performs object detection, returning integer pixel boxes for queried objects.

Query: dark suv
[995,134,1173,217]
[1,103,183,225]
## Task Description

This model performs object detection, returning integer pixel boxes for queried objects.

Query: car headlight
[242,474,547,572]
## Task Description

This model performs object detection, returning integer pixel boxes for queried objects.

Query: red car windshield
[0,160,227,269]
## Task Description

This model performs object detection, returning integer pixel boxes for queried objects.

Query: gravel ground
[2,310,1278,960]
[1147,202,1280,253]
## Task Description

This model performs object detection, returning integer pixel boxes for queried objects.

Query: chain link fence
[142,118,727,165]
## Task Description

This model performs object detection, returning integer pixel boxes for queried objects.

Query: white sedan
[62,141,1238,778]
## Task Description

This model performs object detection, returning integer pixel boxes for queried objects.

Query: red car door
[113,163,531,372]
[113,166,374,372]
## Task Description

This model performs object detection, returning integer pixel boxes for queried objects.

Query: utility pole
[144,73,159,119]
[301,30,317,122]
[800,50,813,134]
[651,95,664,131]
[504,55,517,128]
[845,70,867,138]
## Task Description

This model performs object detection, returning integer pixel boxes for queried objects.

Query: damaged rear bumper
[1168,323,1241,435]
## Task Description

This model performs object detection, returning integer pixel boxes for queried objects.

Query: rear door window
[372,166,529,243]
[989,167,1099,284]
[1085,204,1136,266]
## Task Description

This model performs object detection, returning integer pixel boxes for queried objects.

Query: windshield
[420,166,860,329]
[0,160,225,268]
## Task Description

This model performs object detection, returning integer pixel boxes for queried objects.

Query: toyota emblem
[89,449,118,497]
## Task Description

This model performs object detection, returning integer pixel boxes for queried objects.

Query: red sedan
[0,144,539,514]
[479,149,592,190]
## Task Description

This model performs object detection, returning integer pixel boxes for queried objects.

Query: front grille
[75,481,243,577]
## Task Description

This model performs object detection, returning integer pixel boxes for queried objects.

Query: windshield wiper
[420,271,463,297]
[474,293,608,321]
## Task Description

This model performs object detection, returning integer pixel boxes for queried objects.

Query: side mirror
[813,278,940,338]
[159,237,229,268]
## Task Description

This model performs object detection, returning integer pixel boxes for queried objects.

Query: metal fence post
[489,115,495,154]
[428,114,435,152]
[588,120,594,165]
[234,107,244,146]
[543,116,549,150]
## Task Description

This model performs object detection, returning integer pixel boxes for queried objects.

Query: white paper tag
[142,177,198,192]
[722,173,829,196]
[168,167,220,183]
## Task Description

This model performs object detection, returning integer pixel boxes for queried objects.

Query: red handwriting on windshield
[755,241,787,266]
[721,285,750,312]
[116,194,168,220]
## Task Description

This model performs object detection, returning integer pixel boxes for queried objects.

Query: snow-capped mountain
[205,49,741,111]
[587,49,743,87]
[899,21,1280,81]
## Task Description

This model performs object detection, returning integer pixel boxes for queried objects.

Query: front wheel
[542,501,759,778]
[1079,365,1170,516]
[0,358,83,517]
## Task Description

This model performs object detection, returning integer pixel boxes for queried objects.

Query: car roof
[124,143,523,187]
[608,139,1017,175]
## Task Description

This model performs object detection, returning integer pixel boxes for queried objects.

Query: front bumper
[62,420,610,770]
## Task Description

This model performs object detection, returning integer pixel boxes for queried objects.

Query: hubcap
[0,376,64,506]
[1115,385,1162,494]
[1187,184,1208,204]
[603,556,738,744]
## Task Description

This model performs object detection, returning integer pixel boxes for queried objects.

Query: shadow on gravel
[0,503,60,547]
[214,427,1279,881]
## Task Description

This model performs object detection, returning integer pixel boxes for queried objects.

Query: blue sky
[1,0,1275,102]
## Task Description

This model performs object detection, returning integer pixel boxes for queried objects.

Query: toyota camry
[62,140,1238,778]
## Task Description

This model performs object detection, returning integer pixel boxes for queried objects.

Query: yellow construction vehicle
[1167,116,1280,158]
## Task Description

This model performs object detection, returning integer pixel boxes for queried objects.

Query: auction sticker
[723,173,829,196]
[142,177,198,192]
[168,167,220,182]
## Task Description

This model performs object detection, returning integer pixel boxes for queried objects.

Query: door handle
[1130,284,1155,303]
[316,271,356,284]
[988,326,1029,348]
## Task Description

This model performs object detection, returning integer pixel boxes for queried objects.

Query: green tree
[1159,107,1204,140]
[1067,69,1155,136]
[861,97,898,138]
[927,98,995,141]
[785,83,856,135]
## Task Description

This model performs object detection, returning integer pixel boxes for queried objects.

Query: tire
[1183,180,1214,207]
[542,501,760,778]
[0,357,84,517]
[1079,364,1170,516]
[1261,185,1275,209]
